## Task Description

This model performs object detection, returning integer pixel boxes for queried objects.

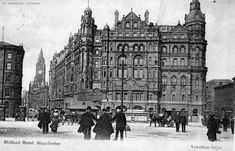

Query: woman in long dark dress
[207,113,220,141]
[93,109,114,140]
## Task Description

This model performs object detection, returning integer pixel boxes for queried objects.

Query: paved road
[0,119,234,151]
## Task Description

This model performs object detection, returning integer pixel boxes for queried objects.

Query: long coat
[180,115,187,124]
[78,112,97,133]
[113,111,126,130]
[38,111,51,124]
[93,113,114,140]
[207,117,219,141]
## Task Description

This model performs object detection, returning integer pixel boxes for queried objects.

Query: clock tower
[34,48,46,87]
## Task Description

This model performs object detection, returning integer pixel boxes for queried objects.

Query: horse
[149,114,162,127]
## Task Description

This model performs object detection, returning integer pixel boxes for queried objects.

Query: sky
[0,0,235,90]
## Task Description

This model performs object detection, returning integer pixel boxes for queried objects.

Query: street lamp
[120,47,126,112]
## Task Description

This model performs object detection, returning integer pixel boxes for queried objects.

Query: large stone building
[205,79,232,111]
[214,78,235,117]
[28,49,49,109]
[49,0,207,121]
[0,41,25,117]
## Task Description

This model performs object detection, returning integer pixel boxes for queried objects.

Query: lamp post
[120,47,126,112]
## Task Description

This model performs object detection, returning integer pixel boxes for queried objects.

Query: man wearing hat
[180,112,187,132]
[207,112,220,141]
[78,106,97,140]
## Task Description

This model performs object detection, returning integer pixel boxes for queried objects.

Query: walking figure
[38,107,51,134]
[207,113,220,141]
[175,112,181,132]
[78,106,97,140]
[230,116,234,135]
[222,116,229,132]
[181,112,187,132]
[93,109,114,140]
[50,110,60,133]
[113,108,126,141]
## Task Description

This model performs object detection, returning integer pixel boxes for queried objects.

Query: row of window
[117,44,145,52]
[162,76,200,88]
[162,46,202,55]
[162,58,188,66]
[162,94,199,102]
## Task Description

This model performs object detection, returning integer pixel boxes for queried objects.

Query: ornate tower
[34,49,46,87]
[80,7,95,89]
[185,0,206,38]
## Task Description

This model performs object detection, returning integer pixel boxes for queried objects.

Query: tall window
[173,58,177,66]
[134,69,143,79]
[180,58,185,66]
[171,76,177,85]
[173,46,178,53]
[133,56,143,66]
[162,94,166,101]
[118,56,127,65]
[162,58,167,66]
[94,61,99,68]
[124,45,129,51]
[6,75,11,82]
[6,63,12,70]
[139,45,144,51]
[7,53,12,59]
[180,46,186,53]
[182,94,185,102]
[133,45,138,51]
[181,76,186,85]
[94,71,99,80]
[110,70,113,78]
[162,46,167,53]
[95,49,99,55]
[118,69,127,78]
[162,76,167,85]
[118,44,122,51]
[5,88,11,96]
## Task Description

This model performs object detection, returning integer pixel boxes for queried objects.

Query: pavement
[0,118,234,151]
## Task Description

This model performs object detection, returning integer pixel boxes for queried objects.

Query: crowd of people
[36,106,234,142]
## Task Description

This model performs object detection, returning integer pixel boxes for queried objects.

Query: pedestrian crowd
[36,106,234,142]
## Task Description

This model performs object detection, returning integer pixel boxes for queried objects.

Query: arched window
[95,49,99,55]
[133,44,138,51]
[162,76,167,85]
[172,46,178,53]
[180,46,186,53]
[195,47,200,56]
[171,76,177,85]
[124,44,129,51]
[117,44,123,51]
[162,46,167,53]
[133,55,143,66]
[118,55,127,65]
[139,45,144,51]
[181,76,186,85]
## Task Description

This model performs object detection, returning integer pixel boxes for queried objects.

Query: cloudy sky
[0,0,234,90]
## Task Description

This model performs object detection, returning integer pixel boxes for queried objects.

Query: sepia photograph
[0,0,234,150]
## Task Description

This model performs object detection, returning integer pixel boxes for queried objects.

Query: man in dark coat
[222,116,229,132]
[38,107,51,134]
[230,116,234,134]
[93,109,114,140]
[181,112,187,132]
[78,106,97,140]
[207,113,220,141]
[175,112,181,132]
[113,108,126,141]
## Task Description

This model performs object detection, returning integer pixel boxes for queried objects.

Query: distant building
[0,41,25,117]
[49,0,207,122]
[206,79,232,111]
[28,49,49,109]
[214,77,235,117]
